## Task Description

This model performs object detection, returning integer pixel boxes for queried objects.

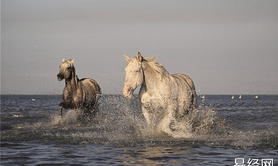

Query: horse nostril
[57,73,64,80]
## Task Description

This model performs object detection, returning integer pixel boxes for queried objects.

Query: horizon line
[1,93,277,96]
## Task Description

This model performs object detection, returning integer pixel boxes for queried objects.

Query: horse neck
[66,67,79,90]
[142,61,170,94]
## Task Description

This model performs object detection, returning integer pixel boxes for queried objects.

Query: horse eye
[67,67,71,70]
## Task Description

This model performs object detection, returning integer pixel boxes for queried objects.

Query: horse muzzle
[123,88,134,99]
[57,73,64,81]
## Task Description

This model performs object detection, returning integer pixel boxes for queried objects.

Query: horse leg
[188,90,196,111]
[88,104,98,118]
[88,97,100,117]
[142,107,151,125]
[83,105,93,121]
[59,106,63,118]
[59,102,65,118]
[192,91,197,109]
[77,108,82,120]
[142,106,158,134]
[90,100,97,113]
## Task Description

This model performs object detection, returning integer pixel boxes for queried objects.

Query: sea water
[1,95,277,165]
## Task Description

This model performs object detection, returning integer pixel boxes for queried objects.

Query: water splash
[13,100,226,142]
[1,95,277,149]
[139,108,227,139]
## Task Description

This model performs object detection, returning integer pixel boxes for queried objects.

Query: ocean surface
[1,94,277,166]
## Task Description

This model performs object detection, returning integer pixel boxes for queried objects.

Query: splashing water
[42,95,227,144]
[1,95,277,149]
[1,95,277,166]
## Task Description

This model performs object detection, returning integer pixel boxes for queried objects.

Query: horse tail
[88,79,102,100]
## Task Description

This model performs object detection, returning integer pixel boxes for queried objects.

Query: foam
[7,95,275,149]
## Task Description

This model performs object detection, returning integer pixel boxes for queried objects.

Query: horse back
[80,78,102,95]
[171,73,195,92]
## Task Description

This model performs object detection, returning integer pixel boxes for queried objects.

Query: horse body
[171,73,196,112]
[123,53,196,137]
[57,59,101,118]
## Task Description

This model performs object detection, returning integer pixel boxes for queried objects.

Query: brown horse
[57,59,101,118]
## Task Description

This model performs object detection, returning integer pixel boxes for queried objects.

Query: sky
[1,0,277,95]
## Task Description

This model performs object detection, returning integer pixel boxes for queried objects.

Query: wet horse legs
[59,101,67,118]
[59,105,63,118]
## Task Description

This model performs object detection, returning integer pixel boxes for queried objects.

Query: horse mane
[64,59,79,85]
[143,57,170,78]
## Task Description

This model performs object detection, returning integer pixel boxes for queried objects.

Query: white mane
[123,52,197,138]
[143,57,170,78]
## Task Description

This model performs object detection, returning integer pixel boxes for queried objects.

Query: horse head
[57,59,75,81]
[123,52,144,99]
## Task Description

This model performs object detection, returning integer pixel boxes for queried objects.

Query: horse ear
[62,59,65,63]
[124,54,131,64]
[71,59,75,64]
[137,52,143,62]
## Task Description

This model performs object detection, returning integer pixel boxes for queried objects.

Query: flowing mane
[64,59,79,85]
[123,52,197,138]
[143,57,170,78]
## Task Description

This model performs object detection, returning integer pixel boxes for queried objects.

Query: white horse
[123,52,196,137]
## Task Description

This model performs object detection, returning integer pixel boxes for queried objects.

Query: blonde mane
[63,59,78,85]
[143,57,170,77]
